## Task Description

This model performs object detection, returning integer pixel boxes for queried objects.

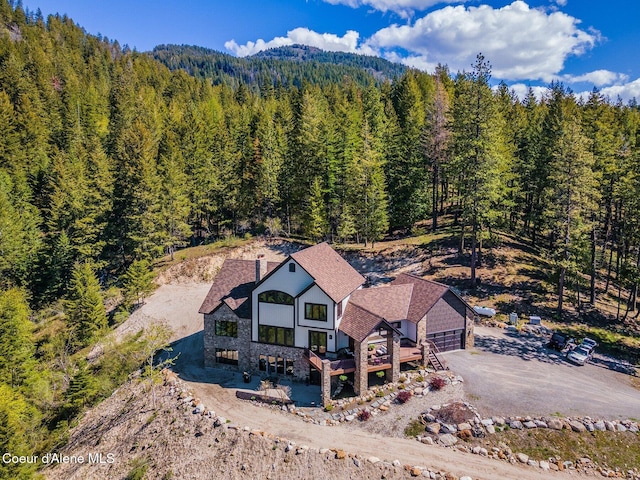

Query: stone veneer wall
[203,305,252,372]
[247,343,308,379]
[353,340,369,395]
[465,315,475,348]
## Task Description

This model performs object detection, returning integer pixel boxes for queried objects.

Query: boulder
[509,420,524,430]
[485,425,495,434]
[539,461,550,471]
[410,466,423,476]
[569,420,587,433]
[534,420,548,428]
[421,436,434,445]
[616,423,627,432]
[516,453,529,464]
[367,456,381,464]
[426,423,441,434]
[457,422,472,431]
[335,450,346,460]
[593,420,606,431]
[523,421,537,429]
[438,434,459,447]
[492,416,506,425]
[605,421,616,431]
[527,460,539,468]
[547,418,563,430]
[440,424,457,434]
[481,418,494,426]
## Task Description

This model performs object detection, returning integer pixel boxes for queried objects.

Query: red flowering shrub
[396,390,412,404]
[429,376,447,391]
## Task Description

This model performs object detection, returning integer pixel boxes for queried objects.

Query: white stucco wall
[252,259,313,341]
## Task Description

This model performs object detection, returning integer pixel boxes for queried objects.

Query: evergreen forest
[1,2,640,477]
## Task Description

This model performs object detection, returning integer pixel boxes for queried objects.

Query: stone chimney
[255,255,267,283]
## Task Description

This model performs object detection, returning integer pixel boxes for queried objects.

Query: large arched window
[258,290,294,305]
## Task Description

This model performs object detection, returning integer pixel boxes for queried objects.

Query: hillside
[149,43,405,89]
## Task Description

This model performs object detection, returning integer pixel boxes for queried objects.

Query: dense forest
[150,43,406,90]
[1,1,640,476]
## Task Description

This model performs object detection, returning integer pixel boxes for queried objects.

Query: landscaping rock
[485,425,495,434]
[509,420,524,430]
[367,456,380,464]
[540,460,550,471]
[569,420,587,432]
[426,423,441,434]
[440,424,457,434]
[481,418,493,426]
[594,420,606,431]
[421,436,434,445]
[534,420,548,428]
[547,418,563,430]
[523,421,537,429]
[457,422,472,431]
[335,450,346,459]
[438,434,458,447]
[617,423,627,432]
[605,421,616,431]
[516,453,529,464]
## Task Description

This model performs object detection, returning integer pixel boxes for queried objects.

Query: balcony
[305,346,422,376]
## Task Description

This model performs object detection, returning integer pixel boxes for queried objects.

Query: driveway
[441,326,640,419]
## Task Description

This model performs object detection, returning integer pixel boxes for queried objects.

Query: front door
[309,330,328,355]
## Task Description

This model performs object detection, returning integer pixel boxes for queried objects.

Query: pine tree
[122,259,156,307]
[0,288,35,388]
[450,54,503,287]
[66,262,107,348]
[304,177,329,241]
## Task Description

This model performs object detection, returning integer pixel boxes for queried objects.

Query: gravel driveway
[441,326,640,419]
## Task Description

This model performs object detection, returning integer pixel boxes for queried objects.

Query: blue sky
[23,0,640,101]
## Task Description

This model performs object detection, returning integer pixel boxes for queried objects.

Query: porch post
[388,333,400,383]
[421,340,430,367]
[320,359,332,408]
[353,339,368,395]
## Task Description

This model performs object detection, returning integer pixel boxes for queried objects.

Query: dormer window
[289,263,296,272]
[258,290,294,305]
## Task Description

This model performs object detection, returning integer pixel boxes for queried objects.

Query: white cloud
[322,0,463,18]
[225,28,375,57]
[553,0,568,6]
[365,1,598,81]
[561,70,628,87]
[503,83,550,101]
[590,77,640,103]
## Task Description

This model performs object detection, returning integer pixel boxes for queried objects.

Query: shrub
[324,404,333,412]
[376,371,385,379]
[396,390,412,404]
[398,375,406,383]
[375,390,385,398]
[398,384,405,390]
[415,375,424,383]
[368,344,375,351]
[358,410,372,421]
[429,376,447,391]
[405,419,425,437]
[339,375,348,382]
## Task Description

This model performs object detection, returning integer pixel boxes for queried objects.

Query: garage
[426,329,465,352]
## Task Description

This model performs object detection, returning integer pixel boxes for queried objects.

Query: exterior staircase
[427,349,447,371]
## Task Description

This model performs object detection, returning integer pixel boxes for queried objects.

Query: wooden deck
[305,346,422,376]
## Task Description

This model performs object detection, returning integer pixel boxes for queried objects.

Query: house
[199,242,475,406]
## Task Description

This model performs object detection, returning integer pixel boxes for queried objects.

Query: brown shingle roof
[348,284,413,321]
[290,242,365,303]
[198,259,277,318]
[390,273,450,323]
[339,303,385,343]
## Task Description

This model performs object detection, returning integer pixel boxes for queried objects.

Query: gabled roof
[339,303,402,343]
[289,242,365,303]
[390,273,471,323]
[348,284,413,322]
[198,259,278,318]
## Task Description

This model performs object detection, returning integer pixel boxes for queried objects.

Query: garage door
[426,329,464,352]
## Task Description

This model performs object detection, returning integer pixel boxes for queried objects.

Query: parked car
[566,346,592,365]
[580,337,598,352]
[547,332,569,351]
[473,305,496,317]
